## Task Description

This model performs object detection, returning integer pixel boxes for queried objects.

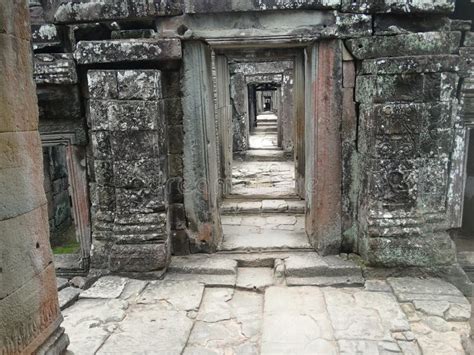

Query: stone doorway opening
[182,40,343,256]
[214,50,309,252]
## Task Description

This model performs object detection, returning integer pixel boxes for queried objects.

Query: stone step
[284,254,364,286]
[234,149,290,162]
[220,198,305,214]
[167,253,364,288]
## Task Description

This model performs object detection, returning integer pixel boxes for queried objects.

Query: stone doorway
[182,40,344,255]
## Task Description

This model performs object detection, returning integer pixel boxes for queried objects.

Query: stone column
[87,70,170,275]
[0,0,68,353]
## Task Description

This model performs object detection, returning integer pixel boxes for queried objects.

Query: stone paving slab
[62,275,471,354]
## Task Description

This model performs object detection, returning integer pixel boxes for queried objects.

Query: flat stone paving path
[63,274,471,354]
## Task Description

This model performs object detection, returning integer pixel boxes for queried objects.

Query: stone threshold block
[284,253,365,286]
[74,38,182,64]
[345,31,461,59]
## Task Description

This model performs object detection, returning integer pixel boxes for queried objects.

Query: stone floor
[231,160,296,197]
[62,270,472,354]
[231,113,296,197]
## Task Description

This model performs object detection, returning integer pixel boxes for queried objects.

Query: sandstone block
[108,101,163,131]
[113,158,163,189]
[365,232,456,267]
[31,24,61,51]
[184,0,339,13]
[360,55,461,75]
[88,71,119,99]
[346,32,461,59]
[34,53,77,84]
[54,0,182,23]
[115,187,165,214]
[356,73,458,103]
[117,70,162,100]
[464,32,474,47]
[373,15,450,35]
[110,131,160,160]
[342,0,454,12]
[74,39,182,64]
[109,243,169,272]
[58,287,81,310]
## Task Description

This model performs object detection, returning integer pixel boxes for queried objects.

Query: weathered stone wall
[0,0,68,353]
[87,70,170,274]
[26,0,474,271]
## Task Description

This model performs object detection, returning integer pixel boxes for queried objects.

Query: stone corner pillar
[0,0,69,353]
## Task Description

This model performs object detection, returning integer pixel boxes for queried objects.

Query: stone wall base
[36,327,69,355]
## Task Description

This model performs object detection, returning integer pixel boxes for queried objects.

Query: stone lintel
[183,0,340,13]
[345,32,461,59]
[54,0,182,24]
[74,39,182,65]
[34,53,78,85]
[359,55,462,75]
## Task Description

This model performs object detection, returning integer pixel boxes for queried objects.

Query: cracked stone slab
[286,275,365,287]
[164,272,237,287]
[137,280,205,312]
[119,279,148,301]
[98,306,193,355]
[236,267,274,291]
[168,255,237,275]
[261,286,337,354]
[58,287,81,310]
[364,280,392,293]
[186,288,263,354]
[62,298,129,354]
[80,276,128,299]
[324,287,410,340]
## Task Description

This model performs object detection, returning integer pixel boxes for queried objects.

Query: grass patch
[52,241,80,255]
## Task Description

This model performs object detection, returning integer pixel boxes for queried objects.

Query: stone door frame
[41,132,91,274]
[183,39,344,255]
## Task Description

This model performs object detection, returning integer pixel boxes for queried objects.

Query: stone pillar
[87,70,170,275]
[347,32,464,267]
[305,40,343,255]
[231,72,249,152]
[0,0,69,353]
[280,69,295,152]
[182,41,222,252]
